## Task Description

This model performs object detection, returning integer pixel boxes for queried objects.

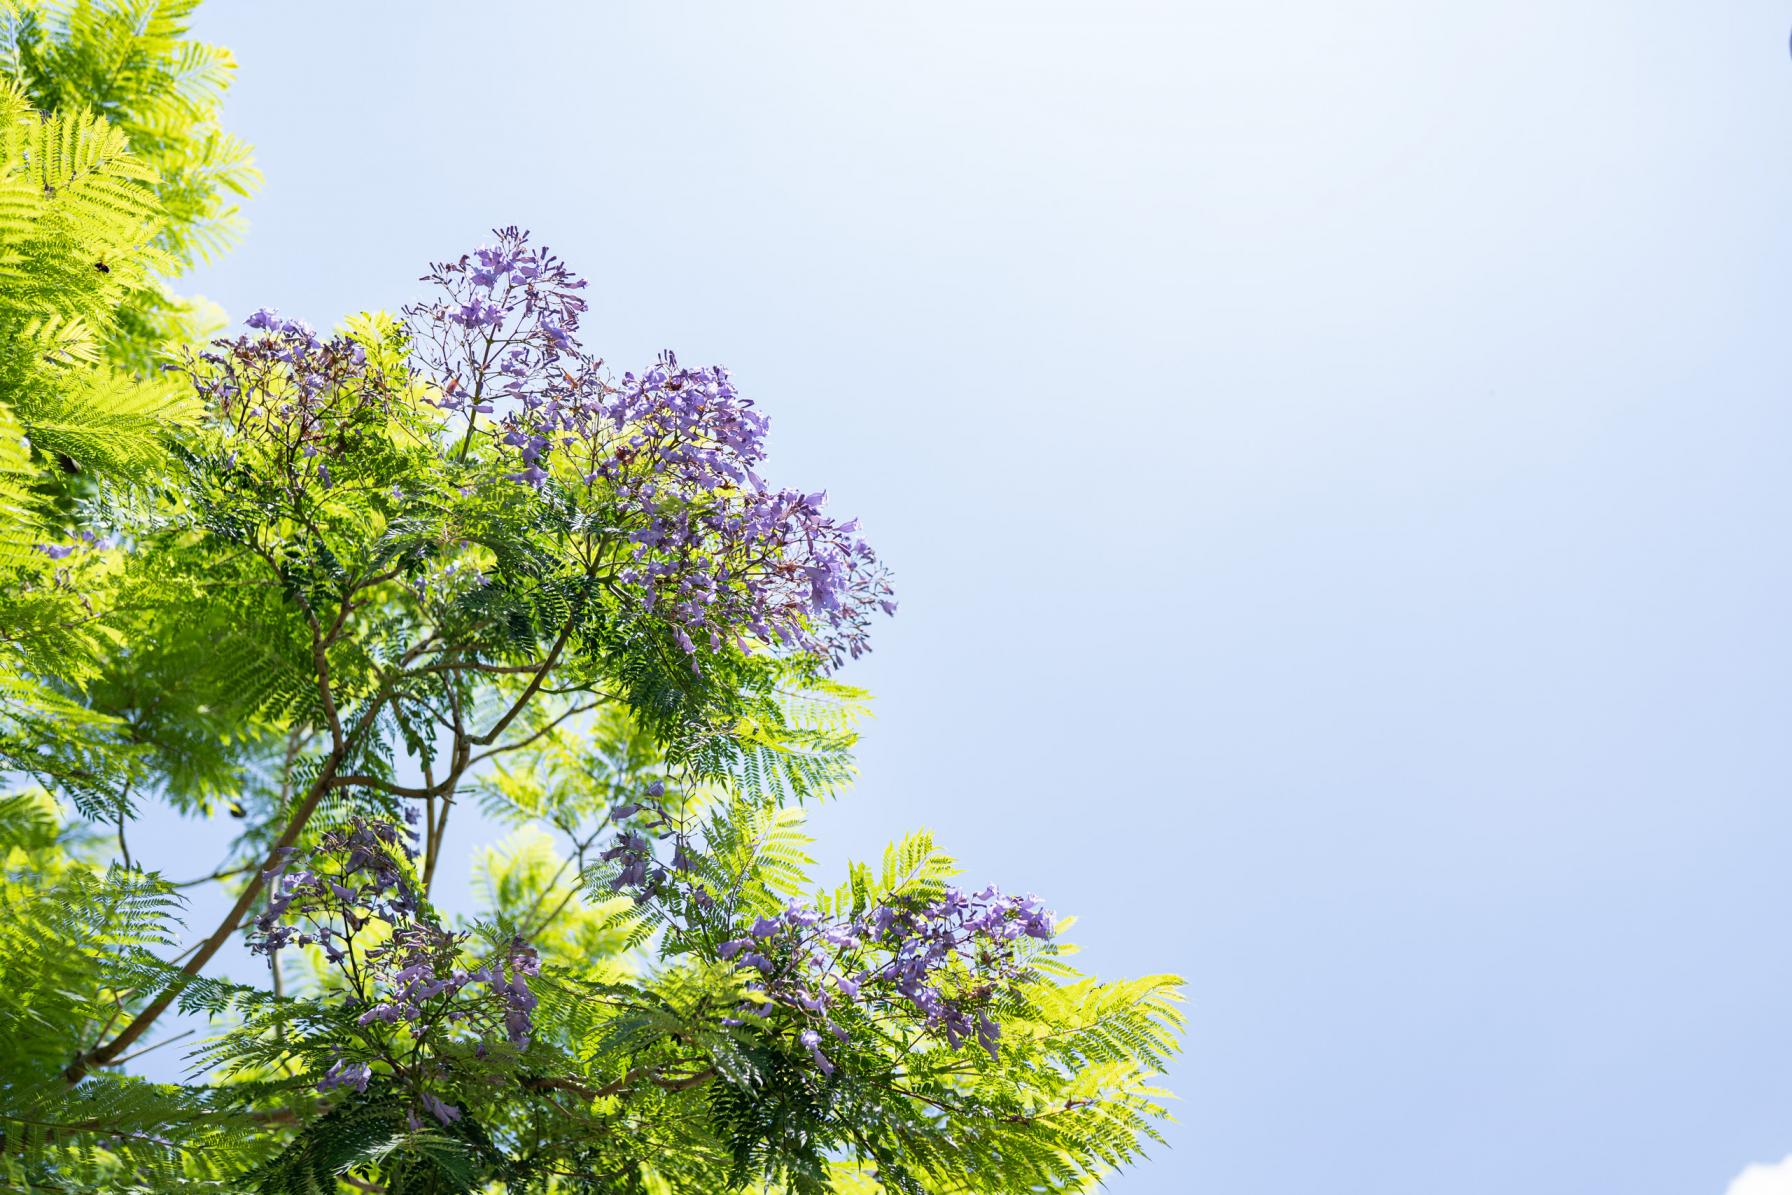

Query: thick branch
[523,1064,714,1102]
[424,686,468,893]
[65,700,386,1083]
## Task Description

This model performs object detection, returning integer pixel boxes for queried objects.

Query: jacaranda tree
[0,3,1184,1191]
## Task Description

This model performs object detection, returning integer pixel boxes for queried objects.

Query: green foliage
[3,0,259,367]
[0,0,234,800]
[249,1090,495,1195]
[0,6,1184,1192]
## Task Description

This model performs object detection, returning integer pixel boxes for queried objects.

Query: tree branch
[65,696,389,1083]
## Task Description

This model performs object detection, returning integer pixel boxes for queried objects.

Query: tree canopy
[0,3,1184,1191]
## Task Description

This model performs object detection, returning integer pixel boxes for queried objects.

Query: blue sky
[128,2,1792,1191]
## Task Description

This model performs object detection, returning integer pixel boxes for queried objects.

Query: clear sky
[126,2,1792,1191]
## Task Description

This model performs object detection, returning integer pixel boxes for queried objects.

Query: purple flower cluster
[592,786,1053,1071]
[713,886,1055,1071]
[249,819,422,956]
[247,818,541,1125]
[316,1057,371,1093]
[599,782,708,901]
[185,229,894,667]
[611,415,893,669]
[347,927,540,1050]
[403,228,588,443]
[187,311,392,491]
[34,529,119,561]
[405,228,895,668]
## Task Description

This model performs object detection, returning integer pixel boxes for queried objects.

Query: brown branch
[467,558,600,748]
[0,1102,302,1154]
[329,773,458,800]
[168,861,258,889]
[468,700,600,765]
[421,758,437,898]
[329,696,595,799]
[409,658,548,676]
[106,1029,195,1068]
[522,1064,714,1102]
[424,687,468,893]
[65,698,389,1083]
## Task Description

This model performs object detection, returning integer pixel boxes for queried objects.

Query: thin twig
[106,1029,194,1068]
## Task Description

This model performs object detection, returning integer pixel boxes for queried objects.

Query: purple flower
[799,1028,836,1075]
[783,904,821,929]
[976,1013,1001,1061]
[420,1093,462,1125]
[709,877,1057,1061]
[245,818,544,1086]
[397,229,894,672]
[316,1059,371,1093]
